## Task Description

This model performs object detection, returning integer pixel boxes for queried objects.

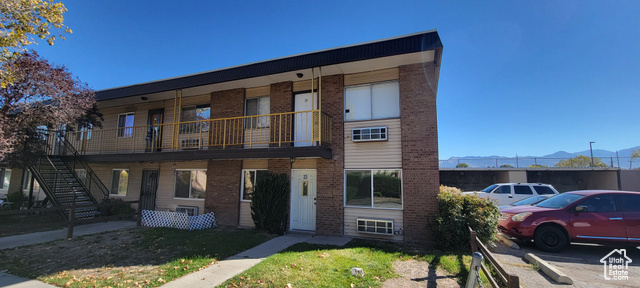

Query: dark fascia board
[96,30,442,101]
[81,146,332,163]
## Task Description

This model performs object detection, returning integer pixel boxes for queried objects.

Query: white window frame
[244,96,270,128]
[173,169,207,200]
[343,169,403,210]
[117,113,135,138]
[344,81,400,122]
[240,169,267,202]
[0,168,11,191]
[110,169,129,196]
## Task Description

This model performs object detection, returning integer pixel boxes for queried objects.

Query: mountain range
[440,146,640,169]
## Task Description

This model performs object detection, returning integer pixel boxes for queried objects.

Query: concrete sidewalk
[161,234,352,288]
[0,220,138,250]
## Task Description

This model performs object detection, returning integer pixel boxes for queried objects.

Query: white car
[462,183,559,205]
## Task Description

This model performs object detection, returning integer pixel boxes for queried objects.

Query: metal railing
[66,110,332,154]
[469,227,520,288]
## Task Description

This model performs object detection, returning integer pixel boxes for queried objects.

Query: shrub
[99,198,134,216]
[251,172,289,235]
[435,185,500,251]
[6,191,27,210]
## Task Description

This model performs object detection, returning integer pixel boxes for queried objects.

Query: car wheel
[534,226,568,252]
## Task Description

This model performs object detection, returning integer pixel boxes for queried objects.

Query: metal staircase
[29,130,110,220]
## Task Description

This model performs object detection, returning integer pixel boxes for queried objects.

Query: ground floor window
[240,169,268,201]
[22,170,40,192]
[0,168,11,190]
[344,169,402,209]
[174,170,206,199]
[110,169,129,196]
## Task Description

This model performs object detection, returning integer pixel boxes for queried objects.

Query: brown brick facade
[399,62,440,244]
[210,88,245,147]
[205,160,242,226]
[316,74,345,236]
[270,82,293,146]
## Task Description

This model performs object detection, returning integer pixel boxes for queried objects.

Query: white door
[294,92,317,147]
[290,169,317,231]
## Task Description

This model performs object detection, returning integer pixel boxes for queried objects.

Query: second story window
[344,81,399,121]
[117,113,135,138]
[245,96,270,128]
[181,105,210,133]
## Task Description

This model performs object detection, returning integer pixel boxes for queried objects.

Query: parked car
[498,190,640,252]
[462,183,559,205]
[498,195,553,211]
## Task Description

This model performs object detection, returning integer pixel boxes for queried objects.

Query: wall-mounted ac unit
[176,206,198,216]
[356,218,393,235]
[352,127,388,142]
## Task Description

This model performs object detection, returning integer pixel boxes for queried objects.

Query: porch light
[290,157,296,164]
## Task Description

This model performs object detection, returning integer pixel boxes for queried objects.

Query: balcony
[63,110,332,162]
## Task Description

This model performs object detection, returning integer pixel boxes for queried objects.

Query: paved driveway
[491,241,639,288]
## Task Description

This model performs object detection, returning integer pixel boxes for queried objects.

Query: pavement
[0,222,352,288]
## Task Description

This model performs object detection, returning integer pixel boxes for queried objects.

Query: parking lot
[491,240,640,287]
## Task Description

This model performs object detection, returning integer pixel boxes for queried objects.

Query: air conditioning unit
[352,127,388,142]
[176,206,198,216]
[356,218,394,235]
[180,139,199,148]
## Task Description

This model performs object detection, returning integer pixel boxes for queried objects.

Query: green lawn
[0,227,273,288]
[219,239,487,288]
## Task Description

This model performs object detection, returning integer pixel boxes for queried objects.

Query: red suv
[498,190,640,252]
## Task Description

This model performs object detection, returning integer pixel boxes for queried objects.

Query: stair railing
[28,149,80,219]
[52,130,110,203]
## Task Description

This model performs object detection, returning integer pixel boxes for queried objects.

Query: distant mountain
[441,146,640,168]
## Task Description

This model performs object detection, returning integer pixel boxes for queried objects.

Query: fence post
[137,203,142,227]
[67,202,76,239]
[508,274,520,288]
[465,252,484,288]
[470,230,478,253]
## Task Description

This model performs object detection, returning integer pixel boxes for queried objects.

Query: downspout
[318,67,322,145]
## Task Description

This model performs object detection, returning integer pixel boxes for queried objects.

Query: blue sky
[31,1,640,159]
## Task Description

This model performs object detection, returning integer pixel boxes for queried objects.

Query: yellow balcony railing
[66,110,332,155]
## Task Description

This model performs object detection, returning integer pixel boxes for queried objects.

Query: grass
[0,227,273,288]
[220,239,490,288]
[0,212,67,237]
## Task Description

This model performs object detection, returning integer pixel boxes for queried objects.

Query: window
[493,186,511,194]
[22,170,40,191]
[245,96,270,128]
[578,195,617,212]
[618,194,640,212]
[76,123,92,141]
[0,168,11,190]
[344,81,399,121]
[240,169,268,201]
[180,105,210,133]
[110,169,129,196]
[117,113,135,138]
[345,169,402,209]
[174,170,206,199]
[514,185,533,195]
[533,186,556,195]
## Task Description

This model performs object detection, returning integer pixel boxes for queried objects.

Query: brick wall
[399,62,440,244]
[316,74,345,236]
[211,88,245,147]
[205,160,242,226]
[270,82,293,146]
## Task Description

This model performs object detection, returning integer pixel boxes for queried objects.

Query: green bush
[435,185,500,251]
[99,198,134,216]
[6,191,27,210]
[251,172,289,235]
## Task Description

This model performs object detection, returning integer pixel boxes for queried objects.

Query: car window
[537,193,585,209]
[577,195,617,212]
[514,185,533,195]
[618,194,640,212]
[512,196,547,206]
[481,184,498,193]
[493,186,511,194]
[533,186,556,195]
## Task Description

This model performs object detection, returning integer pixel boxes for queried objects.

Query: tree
[456,163,469,168]
[528,164,548,168]
[632,148,640,162]
[555,155,607,168]
[1,0,71,87]
[500,164,514,168]
[0,51,100,166]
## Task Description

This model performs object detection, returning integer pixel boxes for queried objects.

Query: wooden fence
[469,227,520,288]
